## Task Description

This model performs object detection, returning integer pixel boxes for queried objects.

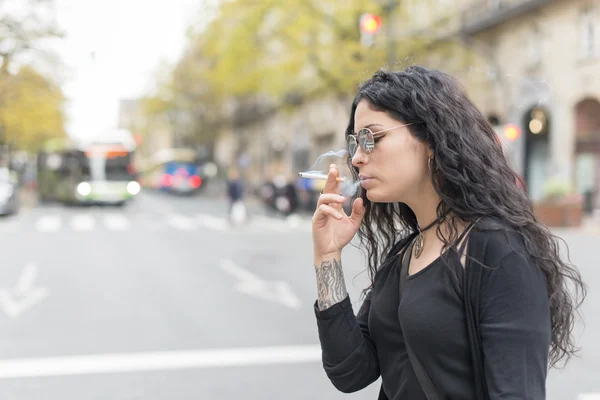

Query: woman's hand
[312,164,366,257]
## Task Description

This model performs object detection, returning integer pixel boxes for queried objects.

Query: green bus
[37,137,141,205]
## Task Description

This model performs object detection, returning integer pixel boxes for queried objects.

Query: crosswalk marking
[0,212,312,234]
[70,214,95,232]
[250,216,287,232]
[103,214,130,231]
[196,214,228,231]
[140,219,161,232]
[167,213,196,231]
[35,215,61,232]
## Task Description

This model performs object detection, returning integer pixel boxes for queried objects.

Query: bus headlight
[77,182,92,196]
[127,181,141,195]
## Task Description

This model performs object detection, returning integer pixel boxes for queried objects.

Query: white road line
[70,214,95,232]
[579,394,600,400]
[0,345,322,379]
[167,213,195,231]
[103,214,130,231]
[35,215,62,233]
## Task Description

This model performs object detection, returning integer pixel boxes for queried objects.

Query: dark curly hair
[346,65,586,368]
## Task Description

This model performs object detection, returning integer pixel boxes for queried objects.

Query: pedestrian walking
[226,167,246,225]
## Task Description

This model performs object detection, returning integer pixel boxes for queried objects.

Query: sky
[50,0,204,139]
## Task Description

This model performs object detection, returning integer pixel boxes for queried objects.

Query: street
[0,190,597,399]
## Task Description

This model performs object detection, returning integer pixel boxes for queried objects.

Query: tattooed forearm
[315,258,348,311]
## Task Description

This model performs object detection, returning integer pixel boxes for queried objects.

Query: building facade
[216,96,351,189]
[213,0,600,213]
[457,0,600,211]
[117,98,174,170]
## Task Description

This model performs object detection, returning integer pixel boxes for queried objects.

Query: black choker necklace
[413,217,442,259]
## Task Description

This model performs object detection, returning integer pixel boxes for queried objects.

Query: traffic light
[360,13,382,34]
[359,13,382,47]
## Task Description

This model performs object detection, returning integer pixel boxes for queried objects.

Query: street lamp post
[380,0,398,67]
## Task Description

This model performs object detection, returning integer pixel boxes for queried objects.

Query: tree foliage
[142,0,473,144]
[0,0,66,152]
[195,0,392,99]
[0,66,66,151]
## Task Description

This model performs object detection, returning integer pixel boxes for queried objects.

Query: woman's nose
[351,146,367,167]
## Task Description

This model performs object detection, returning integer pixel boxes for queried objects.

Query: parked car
[0,168,18,215]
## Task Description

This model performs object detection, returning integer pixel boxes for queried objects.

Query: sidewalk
[552,214,600,236]
[577,215,600,235]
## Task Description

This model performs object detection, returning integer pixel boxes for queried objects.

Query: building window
[580,7,598,60]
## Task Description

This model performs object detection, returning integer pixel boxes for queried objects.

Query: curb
[552,224,600,237]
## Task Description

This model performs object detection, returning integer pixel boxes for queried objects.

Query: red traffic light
[360,14,382,34]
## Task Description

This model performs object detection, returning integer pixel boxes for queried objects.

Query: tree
[196,0,389,100]
[143,0,476,144]
[140,0,388,145]
[0,0,65,155]
[0,0,62,73]
[0,66,67,152]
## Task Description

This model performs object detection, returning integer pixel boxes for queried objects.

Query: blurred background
[0,0,598,399]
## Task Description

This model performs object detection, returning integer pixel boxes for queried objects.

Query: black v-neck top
[314,218,551,399]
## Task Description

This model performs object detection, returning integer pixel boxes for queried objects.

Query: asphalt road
[0,190,597,399]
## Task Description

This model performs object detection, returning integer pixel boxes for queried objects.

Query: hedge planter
[533,200,583,227]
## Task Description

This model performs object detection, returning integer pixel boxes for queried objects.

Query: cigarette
[298,172,345,182]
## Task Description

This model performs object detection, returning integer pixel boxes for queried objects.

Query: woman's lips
[360,177,373,188]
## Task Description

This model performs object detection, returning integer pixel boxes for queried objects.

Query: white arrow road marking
[0,263,49,318]
[0,345,322,378]
[220,259,301,310]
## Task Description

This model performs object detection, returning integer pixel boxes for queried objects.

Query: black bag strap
[448,218,490,400]
[399,238,445,400]
[460,223,491,400]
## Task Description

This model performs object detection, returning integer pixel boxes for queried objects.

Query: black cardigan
[315,217,551,399]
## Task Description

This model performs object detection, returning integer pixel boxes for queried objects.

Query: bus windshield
[81,148,135,182]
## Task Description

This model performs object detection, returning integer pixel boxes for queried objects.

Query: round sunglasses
[346,123,417,158]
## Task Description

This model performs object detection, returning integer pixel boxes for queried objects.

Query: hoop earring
[428,156,433,172]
